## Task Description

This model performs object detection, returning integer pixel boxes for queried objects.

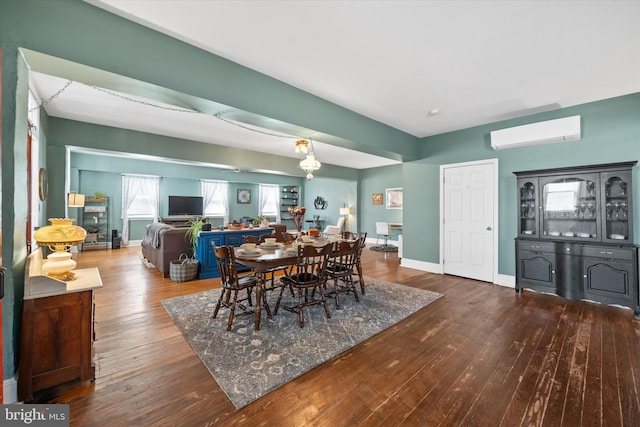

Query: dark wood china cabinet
[514,161,639,318]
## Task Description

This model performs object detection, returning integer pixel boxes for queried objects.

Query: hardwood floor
[41,246,640,426]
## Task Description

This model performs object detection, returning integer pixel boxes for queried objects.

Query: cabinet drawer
[582,247,634,260]
[517,240,555,253]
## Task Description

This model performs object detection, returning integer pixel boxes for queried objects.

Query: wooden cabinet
[514,162,639,318]
[19,251,102,401]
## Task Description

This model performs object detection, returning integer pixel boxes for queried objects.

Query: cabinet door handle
[599,251,613,255]
[552,270,556,274]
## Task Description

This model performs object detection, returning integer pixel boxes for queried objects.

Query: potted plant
[186,217,204,255]
[252,216,270,228]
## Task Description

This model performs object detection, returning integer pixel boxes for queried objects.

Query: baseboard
[4,377,17,403]
[365,237,398,246]
[496,274,516,288]
[399,258,443,274]
[125,240,142,247]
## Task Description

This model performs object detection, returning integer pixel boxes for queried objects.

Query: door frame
[439,158,499,284]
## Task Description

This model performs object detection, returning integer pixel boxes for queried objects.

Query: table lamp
[34,218,87,280]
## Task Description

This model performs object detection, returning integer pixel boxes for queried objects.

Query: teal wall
[359,165,404,242]
[303,177,358,232]
[399,93,640,275]
[1,0,639,388]
[71,152,306,240]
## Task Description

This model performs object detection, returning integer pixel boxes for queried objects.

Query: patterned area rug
[162,277,443,409]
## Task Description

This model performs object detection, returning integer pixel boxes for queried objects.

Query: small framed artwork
[386,188,403,209]
[237,189,251,204]
[372,193,383,205]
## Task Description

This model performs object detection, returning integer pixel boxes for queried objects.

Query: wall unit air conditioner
[490,115,581,150]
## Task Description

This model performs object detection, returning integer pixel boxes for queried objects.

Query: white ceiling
[31,1,640,171]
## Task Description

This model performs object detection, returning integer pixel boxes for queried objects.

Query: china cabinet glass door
[540,173,600,240]
[518,178,538,238]
[602,170,633,243]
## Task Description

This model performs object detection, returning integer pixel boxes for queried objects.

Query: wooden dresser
[18,249,102,401]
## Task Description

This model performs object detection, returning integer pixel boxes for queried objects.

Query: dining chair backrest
[342,231,354,240]
[213,244,242,288]
[330,240,360,272]
[282,232,296,243]
[291,243,333,282]
[376,222,390,236]
[242,234,267,244]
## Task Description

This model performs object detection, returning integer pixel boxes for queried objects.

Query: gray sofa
[141,224,192,277]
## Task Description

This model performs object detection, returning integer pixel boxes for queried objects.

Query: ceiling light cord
[32,79,322,177]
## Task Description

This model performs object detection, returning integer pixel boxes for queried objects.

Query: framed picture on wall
[372,193,383,205]
[386,188,403,209]
[237,189,251,204]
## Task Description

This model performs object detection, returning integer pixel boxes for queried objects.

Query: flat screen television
[168,195,204,216]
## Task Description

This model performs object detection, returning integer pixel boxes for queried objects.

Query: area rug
[161,277,443,409]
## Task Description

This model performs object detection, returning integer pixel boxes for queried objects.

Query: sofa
[141,223,192,277]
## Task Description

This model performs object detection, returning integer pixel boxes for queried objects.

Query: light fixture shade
[34,218,87,280]
[340,207,351,215]
[295,139,309,154]
[68,193,85,207]
[34,218,87,251]
[299,154,321,171]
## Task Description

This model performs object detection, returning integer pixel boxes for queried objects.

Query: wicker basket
[169,254,199,282]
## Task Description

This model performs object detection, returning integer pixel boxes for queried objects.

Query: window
[259,184,280,222]
[202,180,229,222]
[122,175,159,242]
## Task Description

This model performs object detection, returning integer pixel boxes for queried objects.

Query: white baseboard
[396,258,516,288]
[399,258,443,274]
[496,274,516,288]
[365,237,398,246]
[125,240,142,247]
[4,377,17,403]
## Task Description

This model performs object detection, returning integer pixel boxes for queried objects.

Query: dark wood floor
[42,246,640,426]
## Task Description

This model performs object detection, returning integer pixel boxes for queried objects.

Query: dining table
[234,239,338,330]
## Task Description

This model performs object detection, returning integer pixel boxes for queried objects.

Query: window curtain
[201,180,229,223]
[122,175,159,243]
[259,184,281,223]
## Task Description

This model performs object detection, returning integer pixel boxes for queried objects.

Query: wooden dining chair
[274,243,333,327]
[241,235,289,291]
[354,232,367,294]
[326,240,361,308]
[212,244,258,331]
[242,234,267,244]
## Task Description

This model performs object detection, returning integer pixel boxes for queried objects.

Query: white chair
[372,222,397,252]
[323,216,345,236]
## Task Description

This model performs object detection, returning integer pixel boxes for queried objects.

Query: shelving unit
[514,162,638,318]
[280,186,299,225]
[82,197,109,250]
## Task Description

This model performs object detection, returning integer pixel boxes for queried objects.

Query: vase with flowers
[287,206,306,233]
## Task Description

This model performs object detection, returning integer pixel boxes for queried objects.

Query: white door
[442,161,496,282]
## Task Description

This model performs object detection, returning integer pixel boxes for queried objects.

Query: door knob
[486,226,492,231]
